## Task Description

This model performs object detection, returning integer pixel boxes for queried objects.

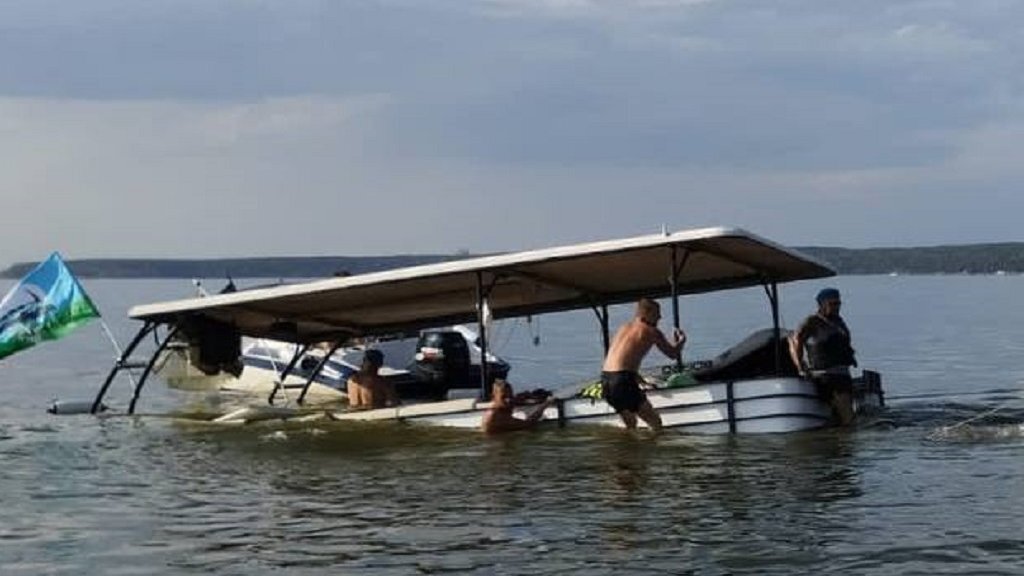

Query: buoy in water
[47,399,106,415]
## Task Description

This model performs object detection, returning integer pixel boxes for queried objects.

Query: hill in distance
[0,254,459,279]
[3,243,1024,279]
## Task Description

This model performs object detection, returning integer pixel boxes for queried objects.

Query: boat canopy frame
[92,226,834,413]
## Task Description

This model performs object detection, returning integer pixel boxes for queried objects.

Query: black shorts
[601,371,646,413]
[812,373,853,399]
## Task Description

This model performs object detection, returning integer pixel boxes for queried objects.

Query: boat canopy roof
[129,226,834,343]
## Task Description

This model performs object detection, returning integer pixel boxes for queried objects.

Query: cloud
[2,0,1024,264]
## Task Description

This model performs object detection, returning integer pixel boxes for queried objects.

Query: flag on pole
[0,252,100,361]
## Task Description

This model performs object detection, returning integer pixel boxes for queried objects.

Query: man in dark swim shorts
[601,371,645,414]
[600,298,686,431]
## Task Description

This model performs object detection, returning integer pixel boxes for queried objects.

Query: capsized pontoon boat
[87,226,884,432]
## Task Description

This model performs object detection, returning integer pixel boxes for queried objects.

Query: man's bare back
[600,299,686,431]
[347,372,397,409]
[347,349,399,409]
[603,317,685,373]
[603,320,659,372]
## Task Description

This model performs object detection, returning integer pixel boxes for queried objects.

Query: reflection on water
[2,401,1023,575]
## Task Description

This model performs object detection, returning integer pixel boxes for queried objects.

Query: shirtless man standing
[601,298,686,431]
[347,349,399,409]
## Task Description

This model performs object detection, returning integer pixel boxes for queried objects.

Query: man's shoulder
[641,322,667,341]
[795,314,820,333]
[625,319,658,337]
[481,409,519,433]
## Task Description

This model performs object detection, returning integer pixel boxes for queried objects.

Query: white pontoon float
[88,226,883,433]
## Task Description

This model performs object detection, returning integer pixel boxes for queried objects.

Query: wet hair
[816,288,841,305]
[492,379,513,398]
[637,298,661,318]
[363,349,384,367]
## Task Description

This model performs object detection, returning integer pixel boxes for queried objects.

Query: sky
[2,0,1022,265]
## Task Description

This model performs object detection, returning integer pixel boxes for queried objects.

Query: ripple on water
[1,394,1023,575]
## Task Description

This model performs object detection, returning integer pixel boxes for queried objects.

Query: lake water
[1,276,1023,575]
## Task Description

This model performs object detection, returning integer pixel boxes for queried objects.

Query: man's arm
[839,318,857,367]
[524,397,556,424]
[653,326,686,359]
[381,380,401,407]
[346,376,363,408]
[482,399,555,434]
[789,324,809,375]
[482,410,529,433]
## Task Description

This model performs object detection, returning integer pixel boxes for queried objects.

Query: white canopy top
[129,226,834,343]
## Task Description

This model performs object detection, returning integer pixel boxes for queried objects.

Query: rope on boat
[926,404,1008,441]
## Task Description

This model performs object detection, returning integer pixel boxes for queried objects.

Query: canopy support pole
[297,341,343,406]
[476,272,500,400]
[763,281,782,375]
[669,246,691,371]
[128,324,181,415]
[268,343,310,405]
[92,322,155,414]
[591,304,610,355]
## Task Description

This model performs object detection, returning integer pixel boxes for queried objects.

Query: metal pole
[297,341,342,406]
[669,245,683,370]
[769,281,781,375]
[476,272,490,400]
[92,322,154,414]
[600,304,610,355]
[128,324,181,415]
[268,343,309,405]
[97,319,139,391]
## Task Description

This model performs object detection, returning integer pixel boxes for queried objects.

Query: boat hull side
[326,376,875,434]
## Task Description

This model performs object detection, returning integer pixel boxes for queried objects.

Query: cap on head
[816,288,841,305]
[363,349,384,367]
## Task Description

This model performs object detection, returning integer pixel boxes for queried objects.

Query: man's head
[362,349,384,371]
[636,298,661,326]
[492,379,514,405]
[815,288,842,317]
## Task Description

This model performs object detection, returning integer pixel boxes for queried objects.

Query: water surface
[1,276,1022,574]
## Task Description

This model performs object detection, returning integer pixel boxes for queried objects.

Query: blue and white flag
[0,253,100,360]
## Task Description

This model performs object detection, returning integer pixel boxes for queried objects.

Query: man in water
[347,349,400,409]
[481,379,555,434]
[789,287,858,426]
[601,298,686,431]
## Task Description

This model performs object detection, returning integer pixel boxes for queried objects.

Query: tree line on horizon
[3,244,1024,279]
[798,244,1024,275]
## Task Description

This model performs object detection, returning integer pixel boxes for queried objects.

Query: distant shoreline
[0,255,460,279]
[3,244,1024,278]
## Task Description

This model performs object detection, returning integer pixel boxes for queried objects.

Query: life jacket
[804,315,856,370]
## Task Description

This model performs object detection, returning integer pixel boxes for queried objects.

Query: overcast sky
[2,0,1022,265]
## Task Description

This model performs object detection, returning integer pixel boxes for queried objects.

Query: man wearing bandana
[789,288,858,426]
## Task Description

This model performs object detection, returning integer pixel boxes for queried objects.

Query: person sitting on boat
[601,298,686,432]
[788,287,858,426]
[481,379,556,434]
[347,349,400,409]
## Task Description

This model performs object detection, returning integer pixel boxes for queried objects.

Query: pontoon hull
[321,373,884,434]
